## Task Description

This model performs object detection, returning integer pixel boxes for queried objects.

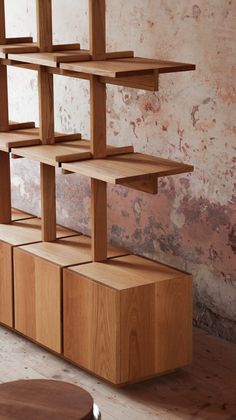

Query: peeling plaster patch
[191,105,199,127]
[170,209,186,228]
[192,5,202,19]
[228,224,236,254]
[194,302,236,343]
[133,198,143,223]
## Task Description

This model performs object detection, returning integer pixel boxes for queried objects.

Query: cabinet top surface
[67,255,191,290]
[18,235,127,267]
[0,218,76,246]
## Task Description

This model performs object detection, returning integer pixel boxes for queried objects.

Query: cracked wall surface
[6,0,236,341]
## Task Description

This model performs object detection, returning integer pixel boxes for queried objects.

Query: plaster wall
[5,1,236,341]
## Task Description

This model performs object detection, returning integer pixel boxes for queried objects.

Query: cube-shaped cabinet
[14,236,127,353]
[0,217,75,328]
[63,255,192,385]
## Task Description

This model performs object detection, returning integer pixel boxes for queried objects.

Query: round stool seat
[0,380,94,419]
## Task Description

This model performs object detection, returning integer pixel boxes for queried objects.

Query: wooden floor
[0,326,235,419]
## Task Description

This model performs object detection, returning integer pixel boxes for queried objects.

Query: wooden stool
[0,380,99,419]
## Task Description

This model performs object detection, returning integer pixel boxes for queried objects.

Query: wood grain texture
[90,75,106,158]
[0,65,9,132]
[40,163,56,242]
[155,276,193,372]
[11,140,92,166]
[0,218,75,246]
[0,127,40,152]
[100,72,159,91]
[13,236,126,353]
[64,255,192,385]
[36,0,53,52]
[0,327,235,419]
[8,50,90,67]
[0,43,39,54]
[14,249,61,352]
[0,0,5,44]
[0,242,13,327]
[89,0,106,59]
[63,270,120,383]
[60,57,195,78]
[38,66,54,144]
[17,235,127,268]
[0,129,82,153]
[91,179,107,262]
[0,380,94,420]
[0,151,11,223]
[62,152,194,186]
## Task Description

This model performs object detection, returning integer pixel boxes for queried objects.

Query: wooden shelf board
[62,152,194,184]
[0,127,41,152]
[67,254,190,291]
[60,57,195,78]
[11,140,92,166]
[0,128,82,153]
[18,235,128,267]
[11,208,35,222]
[8,50,90,68]
[0,218,76,247]
[0,43,39,55]
[10,140,134,166]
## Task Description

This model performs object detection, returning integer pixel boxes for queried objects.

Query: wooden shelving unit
[0,0,195,385]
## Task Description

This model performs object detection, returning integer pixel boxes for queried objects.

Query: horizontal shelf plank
[11,140,92,166]
[62,152,194,184]
[10,140,134,166]
[8,50,90,67]
[0,43,39,55]
[0,127,41,152]
[0,126,82,152]
[60,57,195,78]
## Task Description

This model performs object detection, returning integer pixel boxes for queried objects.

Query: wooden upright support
[91,179,107,262]
[0,0,8,132]
[90,75,106,158]
[0,0,11,223]
[89,0,106,60]
[36,0,56,241]
[0,151,11,224]
[36,0,53,52]
[89,1,108,260]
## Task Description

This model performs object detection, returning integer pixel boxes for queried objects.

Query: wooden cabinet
[14,236,127,352]
[63,255,192,385]
[0,217,76,328]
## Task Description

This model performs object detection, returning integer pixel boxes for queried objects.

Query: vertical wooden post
[40,163,56,242]
[89,0,106,60]
[0,0,11,223]
[90,75,106,158]
[36,0,53,52]
[89,1,107,260]
[0,0,8,132]
[0,151,11,224]
[38,67,54,144]
[91,179,107,262]
[36,0,56,241]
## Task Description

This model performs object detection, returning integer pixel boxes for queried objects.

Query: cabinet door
[14,248,62,353]
[0,242,13,327]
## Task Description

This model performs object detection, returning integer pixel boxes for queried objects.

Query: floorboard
[0,326,235,419]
